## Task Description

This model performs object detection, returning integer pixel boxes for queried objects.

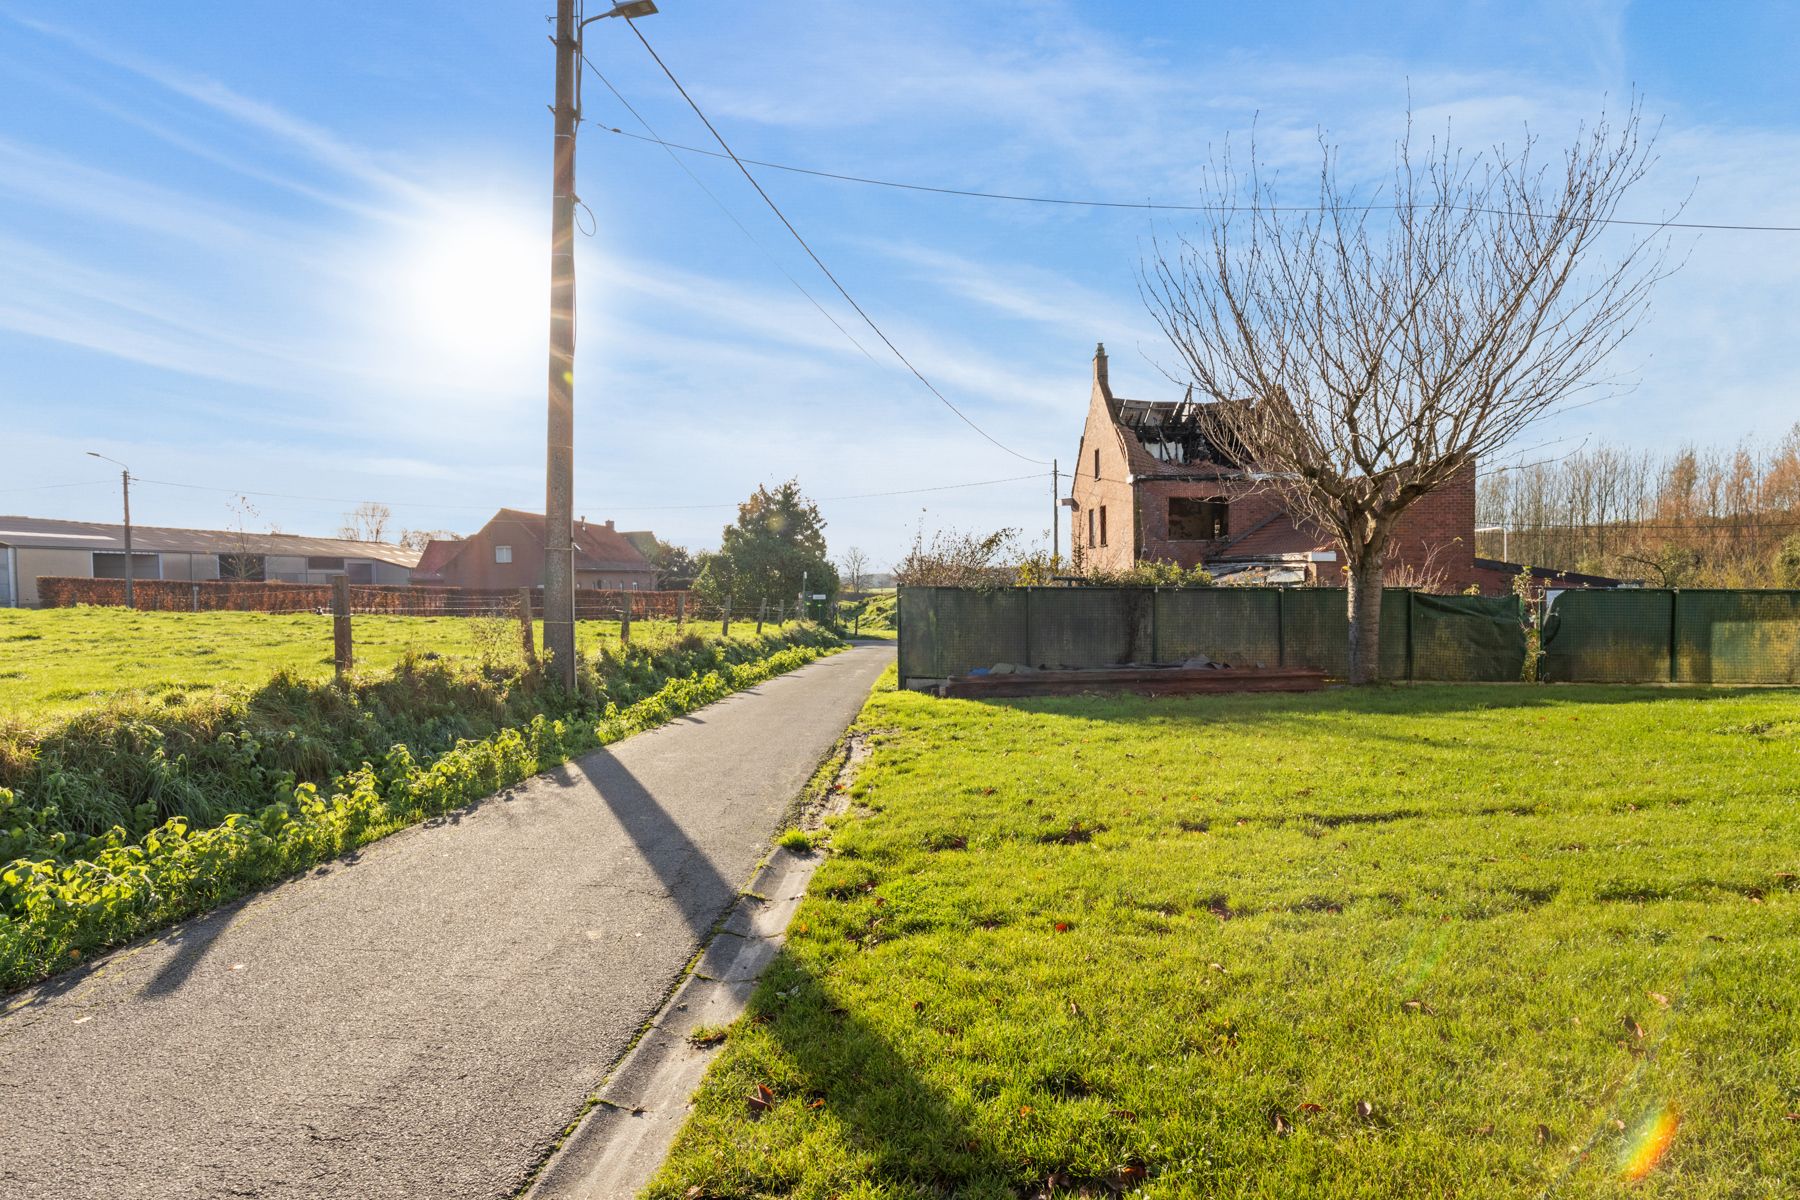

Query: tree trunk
[1346,552,1386,684]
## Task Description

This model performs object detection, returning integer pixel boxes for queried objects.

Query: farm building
[0,516,418,607]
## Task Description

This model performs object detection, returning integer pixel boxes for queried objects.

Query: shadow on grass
[679,947,1026,1198]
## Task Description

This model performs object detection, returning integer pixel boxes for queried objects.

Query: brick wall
[1067,357,1140,572]
[1135,479,1286,568]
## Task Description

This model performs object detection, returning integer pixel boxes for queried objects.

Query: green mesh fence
[1675,591,1800,684]
[1025,588,1152,669]
[898,587,1523,681]
[1541,589,1800,683]
[1156,589,1282,667]
[1541,589,1672,682]
[1409,593,1528,682]
[897,588,1027,680]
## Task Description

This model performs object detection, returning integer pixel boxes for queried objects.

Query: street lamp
[86,451,135,608]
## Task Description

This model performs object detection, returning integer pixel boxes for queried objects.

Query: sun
[396,208,545,367]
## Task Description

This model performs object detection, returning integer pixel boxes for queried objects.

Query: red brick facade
[414,509,657,592]
[1068,346,1478,590]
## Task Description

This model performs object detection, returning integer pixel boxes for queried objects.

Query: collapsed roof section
[1111,393,1248,478]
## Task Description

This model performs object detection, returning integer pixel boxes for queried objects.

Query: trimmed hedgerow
[0,630,841,991]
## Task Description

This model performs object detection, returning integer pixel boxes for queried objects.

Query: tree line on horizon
[1477,422,1800,587]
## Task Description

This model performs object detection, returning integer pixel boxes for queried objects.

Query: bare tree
[338,501,393,543]
[840,546,871,597]
[397,528,457,553]
[1145,104,1669,682]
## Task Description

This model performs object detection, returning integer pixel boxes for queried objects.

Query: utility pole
[542,0,580,687]
[1051,459,1059,563]
[87,451,133,608]
[543,0,656,689]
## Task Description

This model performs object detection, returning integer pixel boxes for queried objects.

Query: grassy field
[0,608,765,720]
[651,678,1800,1198]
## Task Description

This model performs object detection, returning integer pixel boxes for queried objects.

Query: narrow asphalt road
[0,643,891,1200]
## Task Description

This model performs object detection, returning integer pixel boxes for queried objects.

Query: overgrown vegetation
[0,618,842,991]
[650,675,1799,1198]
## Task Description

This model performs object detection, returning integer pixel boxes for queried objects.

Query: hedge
[35,577,692,617]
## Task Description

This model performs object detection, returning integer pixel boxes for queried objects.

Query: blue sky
[0,1,1794,566]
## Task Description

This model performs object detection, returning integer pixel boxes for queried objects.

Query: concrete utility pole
[1051,458,1059,563]
[542,0,580,687]
[543,0,656,689]
[87,451,133,608]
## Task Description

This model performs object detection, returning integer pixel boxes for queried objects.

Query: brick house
[412,509,658,591]
[1068,344,1478,590]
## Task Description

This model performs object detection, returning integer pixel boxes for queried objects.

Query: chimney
[604,519,615,531]
[1093,342,1109,392]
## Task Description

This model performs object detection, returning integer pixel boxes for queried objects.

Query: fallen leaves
[746,1083,776,1120]
[1647,991,1671,1009]
[1622,1015,1647,1041]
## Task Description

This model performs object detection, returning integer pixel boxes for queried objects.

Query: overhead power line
[110,470,1046,516]
[580,54,879,367]
[597,125,1800,234]
[616,22,1050,465]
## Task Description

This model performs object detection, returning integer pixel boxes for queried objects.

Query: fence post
[191,582,200,613]
[676,591,686,633]
[1668,589,1679,683]
[518,587,536,667]
[620,598,632,645]
[1275,588,1286,668]
[721,598,731,637]
[1405,589,1417,682]
[756,597,766,634]
[1149,588,1160,664]
[332,575,353,681]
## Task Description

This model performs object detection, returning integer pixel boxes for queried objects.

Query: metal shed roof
[0,515,421,568]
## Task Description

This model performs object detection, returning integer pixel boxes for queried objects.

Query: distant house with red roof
[411,509,658,592]
[1068,344,1478,590]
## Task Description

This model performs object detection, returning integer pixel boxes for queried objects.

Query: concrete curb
[525,845,824,1199]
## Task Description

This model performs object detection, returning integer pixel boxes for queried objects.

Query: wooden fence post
[776,599,785,626]
[756,597,766,634]
[518,587,537,667]
[721,598,731,637]
[332,575,353,681]
[620,598,632,645]
[676,591,687,633]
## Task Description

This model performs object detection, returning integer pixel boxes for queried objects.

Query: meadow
[0,607,735,721]
[651,676,1800,1198]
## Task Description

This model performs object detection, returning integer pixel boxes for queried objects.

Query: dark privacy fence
[897,587,1527,682]
[900,586,1800,685]
[1543,589,1800,684]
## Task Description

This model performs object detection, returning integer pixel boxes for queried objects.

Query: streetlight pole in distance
[86,451,134,609]
[542,0,658,690]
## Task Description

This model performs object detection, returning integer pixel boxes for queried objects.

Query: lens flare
[1619,1103,1679,1182]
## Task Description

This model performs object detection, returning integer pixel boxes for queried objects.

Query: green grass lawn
[651,677,1800,1199]
[0,608,773,721]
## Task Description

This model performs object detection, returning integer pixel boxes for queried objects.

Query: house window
[306,556,345,570]
[1168,497,1229,540]
[1093,448,1100,479]
[1099,506,1108,547]
[346,561,374,584]
[495,545,513,564]
[1087,509,1096,548]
